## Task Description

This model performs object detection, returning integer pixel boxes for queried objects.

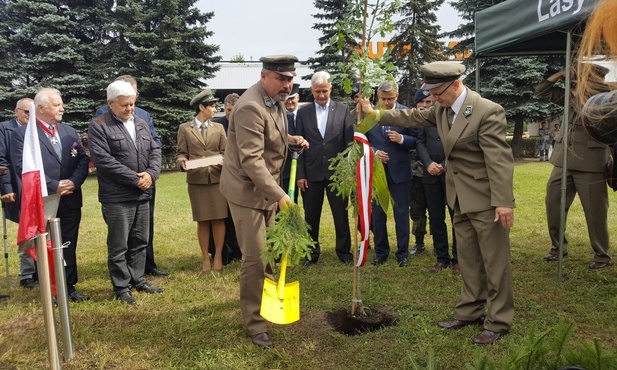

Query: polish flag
[17,101,47,250]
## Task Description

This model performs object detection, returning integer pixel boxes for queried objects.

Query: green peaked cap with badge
[260,54,298,77]
[420,61,466,90]
[190,88,218,109]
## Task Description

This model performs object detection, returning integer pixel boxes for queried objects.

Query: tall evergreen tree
[307,0,358,98]
[390,0,444,106]
[448,0,564,157]
[110,0,220,141]
[0,0,109,129]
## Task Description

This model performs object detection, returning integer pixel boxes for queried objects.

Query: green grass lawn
[0,161,616,369]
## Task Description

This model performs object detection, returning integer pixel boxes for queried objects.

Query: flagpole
[50,217,74,361]
[35,234,61,370]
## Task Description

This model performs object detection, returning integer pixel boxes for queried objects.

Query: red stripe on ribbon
[354,132,373,267]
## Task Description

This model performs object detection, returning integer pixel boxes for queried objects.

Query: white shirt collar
[450,88,468,116]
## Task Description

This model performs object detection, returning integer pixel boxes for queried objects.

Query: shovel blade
[260,278,300,324]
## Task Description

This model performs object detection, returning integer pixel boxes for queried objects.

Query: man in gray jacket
[88,81,163,305]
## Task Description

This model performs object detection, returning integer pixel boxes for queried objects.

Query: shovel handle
[277,254,288,300]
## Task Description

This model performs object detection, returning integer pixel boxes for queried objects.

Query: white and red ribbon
[354,132,373,267]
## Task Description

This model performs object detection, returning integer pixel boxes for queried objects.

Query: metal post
[1,204,10,300]
[35,234,61,370]
[49,218,74,361]
[557,30,573,281]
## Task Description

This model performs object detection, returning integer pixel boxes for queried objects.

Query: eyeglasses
[431,80,455,98]
[16,108,29,114]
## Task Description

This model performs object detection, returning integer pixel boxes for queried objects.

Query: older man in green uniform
[359,61,515,345]
[219,55,308,348]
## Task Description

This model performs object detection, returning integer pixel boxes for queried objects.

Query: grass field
[0,160,616,369]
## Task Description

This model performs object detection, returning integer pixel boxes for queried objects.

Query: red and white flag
[17,102,47,257]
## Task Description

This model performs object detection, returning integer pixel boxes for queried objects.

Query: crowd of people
[1,0,615,349]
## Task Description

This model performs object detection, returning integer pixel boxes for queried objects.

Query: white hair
[311,71,331,86]
[107,81,136,102]
[34,88,61,107]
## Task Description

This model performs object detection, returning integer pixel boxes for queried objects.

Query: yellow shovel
[260,144,303,324]
[260,253,299,324]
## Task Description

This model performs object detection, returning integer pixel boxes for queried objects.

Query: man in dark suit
[11,89,90,302]
[296,71,354,265]
[366,80,416,267]
[94,75,168,277]
[212,93,242,263]
[213,93,240,132]
[415,89,458,275]
[536,70,611,269]
[359,61,515,345]
[0,98,38,289]
[282,83,300,200]
[219,55,308,348]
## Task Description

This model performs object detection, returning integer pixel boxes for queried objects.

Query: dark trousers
[302,179,352,262]
[372,172,410,260]
[145,185,158,272]
[102,201,149,295]
[409,176,427,243]
[424,177,457,264]
[57,202,81,293]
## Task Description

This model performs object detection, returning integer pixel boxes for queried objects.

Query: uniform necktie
[49,125,62,159]
[447,108,455,128]
[201,123,208,141]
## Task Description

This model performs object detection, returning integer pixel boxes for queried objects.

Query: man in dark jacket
[88,81,163,305]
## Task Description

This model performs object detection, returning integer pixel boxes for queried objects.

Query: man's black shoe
[302,260,316,266]
[409,243,425,255]
[135,282,164,294]
[398,258,409,267]
[116,291,137,305]
[20,278,38,290]
[341,259,353,265]
[69,291,90,303]
[372,256,387,265]
[145,268,170,276]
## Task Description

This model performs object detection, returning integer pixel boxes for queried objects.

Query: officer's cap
[260,55,298,77]
[420,62,466,90]
[190,89,218,109]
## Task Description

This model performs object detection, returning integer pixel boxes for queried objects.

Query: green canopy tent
[475,0,600,57]
[474,0,601,280]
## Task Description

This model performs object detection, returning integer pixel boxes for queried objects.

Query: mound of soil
[326,307,398,336]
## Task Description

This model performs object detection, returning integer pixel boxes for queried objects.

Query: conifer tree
[390,0,444,106]
[307,0,358,98]
[110,0,220,141]
[448,0,564,157]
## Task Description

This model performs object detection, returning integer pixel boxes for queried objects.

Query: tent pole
[557,29,573,282]
[475,59,480,93]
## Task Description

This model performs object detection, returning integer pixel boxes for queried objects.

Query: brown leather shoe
[472,330,505,345]
[428,262,449,273]
[250,332,274,348]
[451,264,461,276]
[589,261,611,269]
[437,316,485,330]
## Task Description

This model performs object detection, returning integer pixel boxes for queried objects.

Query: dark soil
[326,307,398,336]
